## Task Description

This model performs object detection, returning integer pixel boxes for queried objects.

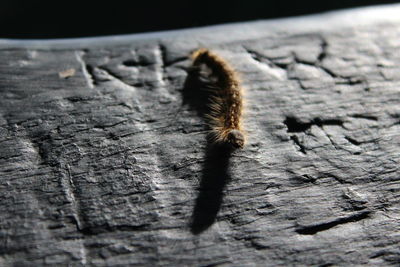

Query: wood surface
[0,5,399,266]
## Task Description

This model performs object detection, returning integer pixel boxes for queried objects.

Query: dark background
[1,0,398,39]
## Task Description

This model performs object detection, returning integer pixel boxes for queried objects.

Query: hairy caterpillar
[191,48,245,149]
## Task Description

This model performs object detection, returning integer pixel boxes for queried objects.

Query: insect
[191,48,245,149]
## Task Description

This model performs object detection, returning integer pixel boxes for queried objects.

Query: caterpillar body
[191,48,245,149]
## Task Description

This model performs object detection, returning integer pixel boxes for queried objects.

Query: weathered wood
[1,5,400,266]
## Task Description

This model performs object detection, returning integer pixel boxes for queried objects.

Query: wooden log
[0,5,399,266]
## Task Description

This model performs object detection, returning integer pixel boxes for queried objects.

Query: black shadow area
[182,66,210,118]
[190,143,232,234]
[182,65,234,234]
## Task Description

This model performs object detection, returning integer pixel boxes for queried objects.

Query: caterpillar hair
[191,48,245,149]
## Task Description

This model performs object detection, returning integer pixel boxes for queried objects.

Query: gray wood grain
[1,5,400,266]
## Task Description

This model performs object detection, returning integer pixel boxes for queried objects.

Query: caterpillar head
[227,130,245,149]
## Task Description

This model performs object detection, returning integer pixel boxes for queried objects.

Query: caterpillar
[191,48,245,149]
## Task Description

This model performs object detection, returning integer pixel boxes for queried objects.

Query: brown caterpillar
[191,48,245,149]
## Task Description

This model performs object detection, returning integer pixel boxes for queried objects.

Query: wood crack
[284,116,344,133]
[295,210,371,235]
[75,50,95,89]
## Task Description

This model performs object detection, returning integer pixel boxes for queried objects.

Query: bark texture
[0,5,400,266]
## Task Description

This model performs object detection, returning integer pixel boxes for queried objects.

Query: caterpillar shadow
[190,143,232,234]
[183,67,233,234]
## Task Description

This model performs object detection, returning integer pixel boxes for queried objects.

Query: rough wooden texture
[1,5,400,266]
